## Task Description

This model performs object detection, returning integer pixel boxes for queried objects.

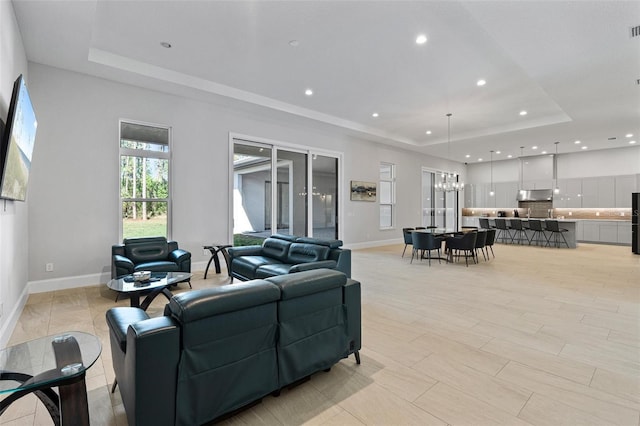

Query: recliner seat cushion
[232,256,282,280]
[255,263,295,278]
[134,261,180,273]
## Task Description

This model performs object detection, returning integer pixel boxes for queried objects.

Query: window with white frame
[119,121,171,240]
[379,162,395,228]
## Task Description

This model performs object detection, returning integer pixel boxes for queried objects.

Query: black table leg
[139,287,174,311]
[52,335,89,426]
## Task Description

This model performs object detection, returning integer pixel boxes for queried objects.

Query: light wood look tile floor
[1,242,639,425]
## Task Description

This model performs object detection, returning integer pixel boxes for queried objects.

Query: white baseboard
[344,238,403,250]
[0,286,29,348]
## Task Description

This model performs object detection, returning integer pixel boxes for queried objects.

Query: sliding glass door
[422,168,459,231]
[233,139,339,245]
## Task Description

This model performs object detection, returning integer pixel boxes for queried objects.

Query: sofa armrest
[168,249,191,272]
[289,260,337,273]
[123,316,180,426]
[113,254,134,278]
[228,245,263,259]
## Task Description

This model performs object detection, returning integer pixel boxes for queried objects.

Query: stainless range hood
[517,189,553,201]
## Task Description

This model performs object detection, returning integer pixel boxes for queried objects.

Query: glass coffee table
[0,331,101,425]
[107,271,192,311]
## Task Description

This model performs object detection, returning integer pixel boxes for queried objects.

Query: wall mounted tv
[0,74,38,201]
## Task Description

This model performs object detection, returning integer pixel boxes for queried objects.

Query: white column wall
[0,1,30,346]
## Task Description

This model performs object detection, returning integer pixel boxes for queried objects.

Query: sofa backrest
[261,237,291,262]
[166,281,281,425]
[265,269,348,385]
[287,242,330,264]
[296,236,343,249]
[123,236,169,263]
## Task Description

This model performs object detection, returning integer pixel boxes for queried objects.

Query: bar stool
[527,219,547,246]
[479,218,492,230]
[545,220,569,248]
[509,219,527,244]
[494,218,511,243]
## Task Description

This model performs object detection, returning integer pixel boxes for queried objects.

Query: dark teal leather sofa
[105,269,361,426]
[228,234,351,281]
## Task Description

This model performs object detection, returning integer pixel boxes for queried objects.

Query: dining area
[402,227,496,267]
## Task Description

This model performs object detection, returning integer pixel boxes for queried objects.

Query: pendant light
[489,150,495,197]
[553,141,560,194]
[435,113,464,192]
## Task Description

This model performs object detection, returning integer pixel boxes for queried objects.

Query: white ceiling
[11,0,640,163]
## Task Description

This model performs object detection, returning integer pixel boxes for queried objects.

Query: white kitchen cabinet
[615,175,637,208]
[599,222,618,243]
[462,217,479,228]
[597,177,615,208]
[574,220,584,241]
[581,177,598,208]
[555,179,581,208]
[618,222,632,244]
[582,221,599,241]
[464,184,475,207]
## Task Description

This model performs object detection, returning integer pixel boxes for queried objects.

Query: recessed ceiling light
[426,130,432,135]
[289,40,300,47]
[465,154,470,158]
[574,140,581,144]
[304,89,313,96]
[507,154,513,158]
[630,140,637,144]
[372,112,379,118]
[626,133,633,138]
[581,146,588,150]
[478,158,483,162]
[477,79,486,86]
[519,110,527,116]
[532,146,538,150]
[496,151,501,154]
[416,34,427,45]
[160,42,172,48]
[542,151,547,154]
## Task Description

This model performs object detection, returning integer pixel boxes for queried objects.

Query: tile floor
[1,242,639,425]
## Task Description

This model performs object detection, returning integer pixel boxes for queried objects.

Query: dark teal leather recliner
[111,236,191,279]
[105,268,361,426]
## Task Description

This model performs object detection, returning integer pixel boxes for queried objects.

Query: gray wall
[26,62,457,287]
[0,1,30,345]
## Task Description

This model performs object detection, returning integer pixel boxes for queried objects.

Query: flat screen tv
[0,74,38,201]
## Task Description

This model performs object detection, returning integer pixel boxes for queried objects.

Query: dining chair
[410,231,443,266]
[445,232,478,267]
[401,227,415,257]
[474,230,488,261]
[484,228,496,258]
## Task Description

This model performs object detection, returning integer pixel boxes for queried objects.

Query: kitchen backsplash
[462,207,632,220]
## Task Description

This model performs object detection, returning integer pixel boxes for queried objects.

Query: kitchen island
[463,217,578,248]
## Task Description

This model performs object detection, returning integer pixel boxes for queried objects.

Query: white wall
[0,1,30,346]
[26,63,457,287]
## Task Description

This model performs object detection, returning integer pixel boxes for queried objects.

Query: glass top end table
[107,271,192,311]
[0,331,101,425]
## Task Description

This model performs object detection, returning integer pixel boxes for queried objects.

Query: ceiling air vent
[632,25,640,38]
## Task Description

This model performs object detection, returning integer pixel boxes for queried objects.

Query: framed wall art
[350,180,376,202]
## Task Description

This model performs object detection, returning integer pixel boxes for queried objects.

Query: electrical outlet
[45,263,54,272]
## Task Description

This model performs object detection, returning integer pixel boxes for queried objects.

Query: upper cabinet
[555,178,582,208]
[615,175,637,207]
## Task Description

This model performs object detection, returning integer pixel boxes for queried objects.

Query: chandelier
[435,113,464,192]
